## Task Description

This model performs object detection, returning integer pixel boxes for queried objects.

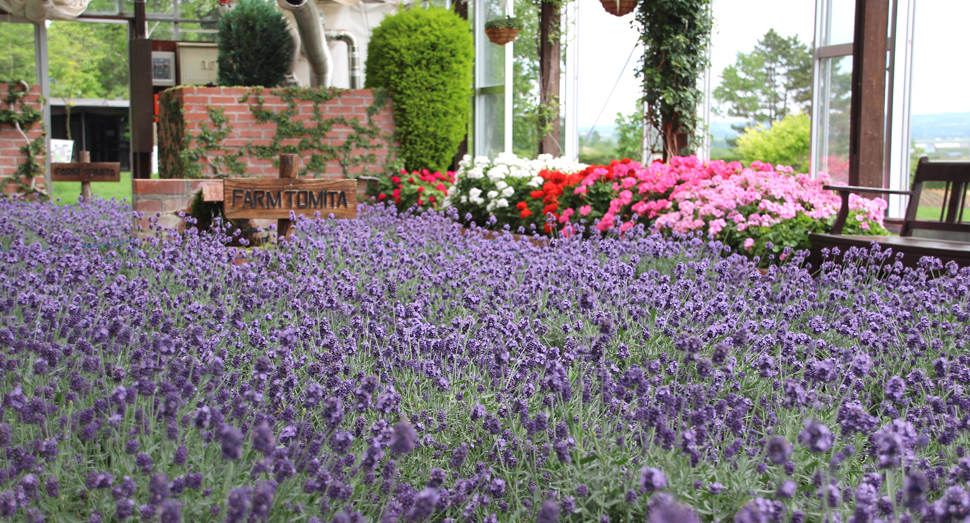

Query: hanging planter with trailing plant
[599,0,637,17]
[484,16,521,45]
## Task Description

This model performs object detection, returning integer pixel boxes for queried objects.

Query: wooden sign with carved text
[223,178,357,220]
[51,163,121,183]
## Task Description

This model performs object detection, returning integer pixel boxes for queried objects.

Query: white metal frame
[563,0,578,160]
[472,0,513,158]
[810,0,916,219]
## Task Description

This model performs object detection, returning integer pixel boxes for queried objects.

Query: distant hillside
[910,112,970,140]
[579,112,970,143]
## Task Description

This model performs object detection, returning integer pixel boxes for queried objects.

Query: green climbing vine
[158,86,394,179]
[0,82,47,197]
[158,97,247,179]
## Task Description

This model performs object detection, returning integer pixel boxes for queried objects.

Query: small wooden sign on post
[51,151,121,202]
[223,154,357,239]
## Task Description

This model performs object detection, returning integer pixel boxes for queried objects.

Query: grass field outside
[51,171,159,204]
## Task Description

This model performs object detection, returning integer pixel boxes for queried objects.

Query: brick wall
[157,86,395,179]
[0,83,46,195]
[132,179,212,232]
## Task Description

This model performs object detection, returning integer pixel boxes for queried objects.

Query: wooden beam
[848,0,890,189]
[538,0,561,157]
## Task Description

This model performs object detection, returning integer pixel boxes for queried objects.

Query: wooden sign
[223,155,357,240]
[223,178,357,220]
[51,162,121,183]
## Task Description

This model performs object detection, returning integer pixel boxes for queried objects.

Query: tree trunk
[450,0,469,171]
[538,0,561,157]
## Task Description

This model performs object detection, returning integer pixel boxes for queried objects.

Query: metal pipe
[325,30,362,89]
[277,0,332,88]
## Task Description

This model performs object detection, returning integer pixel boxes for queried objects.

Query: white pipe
[325,30,362,89]
[277,0,333,88]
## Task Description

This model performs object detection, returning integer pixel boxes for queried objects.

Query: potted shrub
[484,16,521,45]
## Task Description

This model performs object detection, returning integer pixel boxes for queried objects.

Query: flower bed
[441,154,888,265]
[0,199,966,522]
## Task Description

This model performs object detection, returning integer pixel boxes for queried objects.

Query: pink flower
[559,208,574,223]
[744,238,754,251]
[579,205,592,216]
[574,185,588,195]
[619,221,634,232]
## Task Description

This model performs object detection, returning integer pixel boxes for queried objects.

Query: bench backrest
[902,157,970,239]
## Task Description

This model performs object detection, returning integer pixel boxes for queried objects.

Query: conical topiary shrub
[217,0,295,87]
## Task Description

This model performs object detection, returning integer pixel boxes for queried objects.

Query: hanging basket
[485,27,520,46]
[599,0,637,16]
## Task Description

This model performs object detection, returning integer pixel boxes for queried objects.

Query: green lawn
[916,206,970,221]
[51,172,158,204]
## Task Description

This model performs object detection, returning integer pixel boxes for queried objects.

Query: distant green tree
[614,100,644,161]
[713,29,811,131]
[735,113,810,173]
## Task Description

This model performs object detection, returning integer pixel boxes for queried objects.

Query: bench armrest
[826,185,912,235]
[823,185,913,196]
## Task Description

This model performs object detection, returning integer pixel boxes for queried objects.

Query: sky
[574,0,970,130]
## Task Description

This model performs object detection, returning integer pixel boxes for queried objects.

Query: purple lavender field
[0,197,967,523]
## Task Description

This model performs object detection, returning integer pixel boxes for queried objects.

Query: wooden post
[79,151,92,202]
[538,0,561,157]
[848,0,890,189]
[277,154,297,240]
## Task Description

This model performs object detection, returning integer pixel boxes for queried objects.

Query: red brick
[209,96,237,104]
[134,180,187,195]
[183,95,208,104]
[134,199,162,213]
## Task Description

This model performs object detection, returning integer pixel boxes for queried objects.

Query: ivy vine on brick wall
[158,86,395,179]
[157,97,247,179]
[0,82,47,197]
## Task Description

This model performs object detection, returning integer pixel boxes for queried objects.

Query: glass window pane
[477,91,505,158]
[815,54,852,183]
[824,0,855,46]
[84,0,121,15]
[0,21,36,82]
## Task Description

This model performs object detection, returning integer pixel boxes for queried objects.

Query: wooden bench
[809,157,970,270]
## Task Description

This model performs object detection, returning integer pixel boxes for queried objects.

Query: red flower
[377,193,387,200]
[429,195,436,203]
[416,186,425,193]
[392,188,401,198]
[516,201,528,210]
[520,209,532,218]
[543,203,559,215]
[530,190,544,200]
[391,176,401,184]
[407,178,415,183]
[417,199,423,206]
[435,183,447,192]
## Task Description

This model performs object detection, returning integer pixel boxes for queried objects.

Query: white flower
[495,198,509,208]
[486,201,496,212]
[466,167,484,180]
[469,187,482,199]
[487,190,499,199]
[501,186,514,198]
[447,186,458,196]
[495,180,508,190]
[474,156,490,167]
[527,176,544,188]
[460,195,468,203]
[487,165,510,183]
